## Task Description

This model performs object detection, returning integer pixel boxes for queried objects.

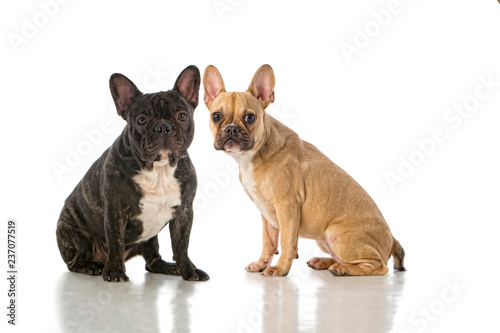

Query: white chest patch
[133,160,182,243]
[239,157,255,195]
[234,153,279,229]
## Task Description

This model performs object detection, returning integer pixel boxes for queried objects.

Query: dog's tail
[391,238,406,271]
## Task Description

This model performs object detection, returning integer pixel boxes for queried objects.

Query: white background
[1,0,500,332]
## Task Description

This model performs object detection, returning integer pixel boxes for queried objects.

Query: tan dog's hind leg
[329,261,388,276]
[325,227,390,277]
[246,216,279,272]
[307,241,337,270]
[308,257,336,270]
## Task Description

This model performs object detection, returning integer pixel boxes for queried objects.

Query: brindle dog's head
[202,65,275,154]
[110,66,200,164]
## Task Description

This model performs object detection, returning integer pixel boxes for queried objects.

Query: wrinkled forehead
[210,92,263,115]
[133,91,191,117]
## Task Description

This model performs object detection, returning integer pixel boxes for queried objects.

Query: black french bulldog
[56,65,209,282]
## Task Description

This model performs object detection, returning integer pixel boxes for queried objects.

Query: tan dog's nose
[224,125,241,135]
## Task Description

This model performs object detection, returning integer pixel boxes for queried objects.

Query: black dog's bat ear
[109,74,142,119]
[173,65,201,108]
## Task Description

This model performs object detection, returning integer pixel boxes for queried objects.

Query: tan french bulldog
[202,64,406,277]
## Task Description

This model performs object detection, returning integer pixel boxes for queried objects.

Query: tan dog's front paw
[307,257,335,270]
[261,266,288,277]
[246,261,269,272]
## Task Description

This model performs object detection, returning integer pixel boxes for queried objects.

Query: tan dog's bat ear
[203,65,226,109]
[247,64,275,109]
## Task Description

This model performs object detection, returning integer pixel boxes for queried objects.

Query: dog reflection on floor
[57,261,405,332]
[56,271,195,332]
[242,268,405,333]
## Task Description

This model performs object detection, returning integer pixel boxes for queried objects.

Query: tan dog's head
[203,65,275,154]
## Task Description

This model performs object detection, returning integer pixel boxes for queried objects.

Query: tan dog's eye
[212,112,222,123]
[244,113,256,124]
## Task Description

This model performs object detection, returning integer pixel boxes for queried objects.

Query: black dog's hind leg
[56,217,105,276]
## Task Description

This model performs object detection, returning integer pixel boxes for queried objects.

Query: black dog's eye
[244,113,256,124]
[137,115,147,126]
[212,112,222,123]
[177,112,188,121]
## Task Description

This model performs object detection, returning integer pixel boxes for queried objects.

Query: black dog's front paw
[146,259,180,276]
[181,268,210,282]
[103,268,129,282]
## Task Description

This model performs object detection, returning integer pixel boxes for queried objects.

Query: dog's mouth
[141,136,187,162]
[223,138,242,152]
[145,146,186,161]
[141,148,186,165]
[216,129,255,153]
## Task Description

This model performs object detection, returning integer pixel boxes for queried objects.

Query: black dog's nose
[224,125,241,135]
[155,121,172,136]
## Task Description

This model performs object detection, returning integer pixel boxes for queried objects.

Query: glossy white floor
[54,257,407,333]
